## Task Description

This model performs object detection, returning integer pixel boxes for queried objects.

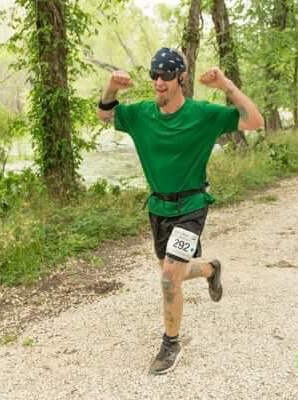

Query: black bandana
[151,47,186,72]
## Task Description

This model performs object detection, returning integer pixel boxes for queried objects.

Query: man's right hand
[98,71,133,124]
[108,71,133,92]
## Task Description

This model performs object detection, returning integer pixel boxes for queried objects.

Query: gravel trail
[0,178,298,400]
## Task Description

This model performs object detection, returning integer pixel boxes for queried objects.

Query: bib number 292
[166,227,198,261]
[173,239,190,252]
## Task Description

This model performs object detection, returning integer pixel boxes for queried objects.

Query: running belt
[143,183,209,210]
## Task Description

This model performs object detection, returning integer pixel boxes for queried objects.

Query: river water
[5,130,146,188]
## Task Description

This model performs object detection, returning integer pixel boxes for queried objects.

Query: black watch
[98,99,119,111]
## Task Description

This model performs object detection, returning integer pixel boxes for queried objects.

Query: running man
[97,47,264,375]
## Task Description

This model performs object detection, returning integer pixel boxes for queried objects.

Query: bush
[209,130,298,205]
[0,169,44,215]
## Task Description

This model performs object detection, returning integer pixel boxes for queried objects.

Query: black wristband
[98,99,119,111]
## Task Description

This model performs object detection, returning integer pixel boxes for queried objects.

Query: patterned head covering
[151,47,186,72]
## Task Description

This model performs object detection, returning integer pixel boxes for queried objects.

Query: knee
[161,271,178,303]
[161,272,174,292]
[161,268,182,295]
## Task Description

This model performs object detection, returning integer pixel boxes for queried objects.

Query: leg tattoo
[161,273,175,304]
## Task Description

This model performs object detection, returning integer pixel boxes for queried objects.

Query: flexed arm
[98,71,133,123]
[199,67,264,130]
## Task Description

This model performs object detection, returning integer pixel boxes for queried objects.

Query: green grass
[0,188,148,286]
[0,335,18,346]
[1,129,298,287]
[22,338,35,347]
[254,194,279,204]
[209,130,298,206]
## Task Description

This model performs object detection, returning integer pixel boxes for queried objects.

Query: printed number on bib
[166,227,199,261]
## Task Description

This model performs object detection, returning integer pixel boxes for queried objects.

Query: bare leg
[159,257,214,280]
[159,256,216,336]
[161,257,187,337]
[183,257,215,280]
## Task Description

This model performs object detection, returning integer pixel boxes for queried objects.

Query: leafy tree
[34,0,75,197]
[233,0,294,132]
[6,0,96,198]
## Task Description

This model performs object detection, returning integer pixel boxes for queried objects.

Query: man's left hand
[199,67,228,90]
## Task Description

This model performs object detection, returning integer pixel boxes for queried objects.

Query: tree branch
[0,72,16,84]
[86,57,121,72]
[99,9,139,67]
[140,25,154,57]
[114,31,137,67]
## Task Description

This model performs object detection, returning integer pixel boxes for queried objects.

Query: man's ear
[179,72,187,84]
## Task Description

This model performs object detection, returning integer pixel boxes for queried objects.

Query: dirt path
[0,177,297,400]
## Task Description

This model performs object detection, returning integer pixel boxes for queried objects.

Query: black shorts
[149,207,208,262]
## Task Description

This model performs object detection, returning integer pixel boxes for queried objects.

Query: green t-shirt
[114,98,239,217]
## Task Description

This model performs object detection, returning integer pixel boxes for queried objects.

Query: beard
[156,94,169,108]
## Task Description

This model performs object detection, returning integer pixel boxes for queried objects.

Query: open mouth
[157,89,167,95]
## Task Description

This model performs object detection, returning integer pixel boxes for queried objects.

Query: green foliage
[232,0,297,119]
[22,338,35,347]
[262,142,290,169]
[98,0,129,23]
[255,194,279,204]
[0,172,148,286]
[6,0,100,192]
[0,104,10,141]
[89,178,108,195]
[0,169,43,216]
[0,335,18,346]
[155,0,189,47]
[0,104,27,177]
[209,130,298,206]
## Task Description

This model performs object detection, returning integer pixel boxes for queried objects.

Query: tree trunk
[264,62,283,131]
[294,47,298,128]
[293,5,298,128]
[181,0,202,98]
[264,109,282,131]
[211,0,247,147]
[15,87,23,113]
[264,0,288,133]
[36,0,75,198]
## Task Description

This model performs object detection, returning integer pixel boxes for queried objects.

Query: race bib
[166,227,198,261]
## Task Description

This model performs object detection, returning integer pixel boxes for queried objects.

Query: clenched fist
[109,71,133,91]
[199,67,228,90]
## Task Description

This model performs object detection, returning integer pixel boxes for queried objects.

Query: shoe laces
[157,343,174,359]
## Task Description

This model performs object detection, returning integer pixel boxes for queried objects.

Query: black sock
[163,332,179,346]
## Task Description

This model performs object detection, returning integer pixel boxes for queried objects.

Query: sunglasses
[149,70,178,81]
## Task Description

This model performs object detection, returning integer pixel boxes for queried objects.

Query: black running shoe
[149,342,183,375]
[207,259,223,302]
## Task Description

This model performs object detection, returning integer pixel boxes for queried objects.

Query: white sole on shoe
[151,347,184,376]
